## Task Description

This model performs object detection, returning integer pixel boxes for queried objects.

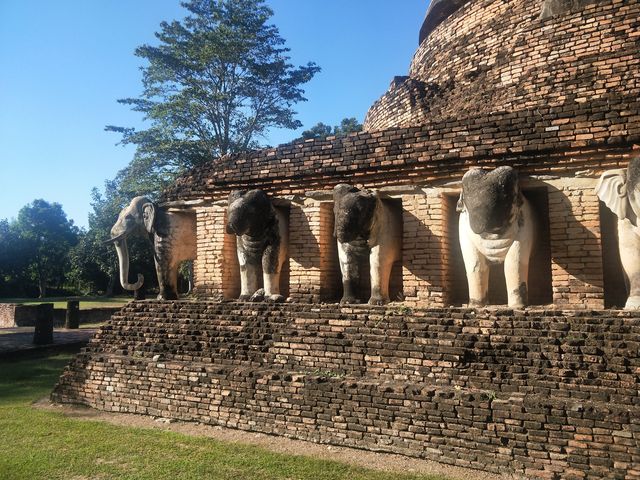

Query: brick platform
[52,301,640,479]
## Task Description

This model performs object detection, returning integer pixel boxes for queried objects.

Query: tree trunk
[38,276,47,298]
[105,270,116,297]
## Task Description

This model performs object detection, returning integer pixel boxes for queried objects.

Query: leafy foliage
[0,200,79,297]
[300,117,363,141]
[3,1,322,298]
[107,0,320,194]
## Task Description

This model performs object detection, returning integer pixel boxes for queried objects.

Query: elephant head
[226,190,275,237]
[333,184,378,243]
[106,196,157,292]
[458,166,522,235]
[596,157,640,226]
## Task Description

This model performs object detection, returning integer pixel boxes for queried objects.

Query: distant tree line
[1,0,363,299]
[0,200,78,297]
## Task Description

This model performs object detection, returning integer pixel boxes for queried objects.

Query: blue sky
[0,1,427,228]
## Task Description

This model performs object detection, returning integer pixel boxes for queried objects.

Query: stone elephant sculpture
[596,157,640,309]
[457,166,535,308]
[226,189,288,302]
[333,184,402,305]
[107,196,196,300]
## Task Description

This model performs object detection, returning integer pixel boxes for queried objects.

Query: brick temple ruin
[53,1,640,478]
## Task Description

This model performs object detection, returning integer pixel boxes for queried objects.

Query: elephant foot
[250,289,265,302]
[368,295,389,306]
[265,294,284,303]
[158,290,178,301]
[340,296,360,305]
[238,294,251,302]
[468,298,487,307]
[625,296,640,310]
[507,283,528,309]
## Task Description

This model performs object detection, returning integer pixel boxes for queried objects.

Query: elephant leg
[155,260,178,301]
[338,241,360,304]
[504,240,529,308]
[618,220,640,309]
[459,215,489,306]
[369,245,394,305]
[261,242,284,302]
[465,254,489,307]
[237,237,260,301]
[239,265,260,301]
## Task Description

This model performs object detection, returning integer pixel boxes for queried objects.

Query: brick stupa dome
[364,0,638,131]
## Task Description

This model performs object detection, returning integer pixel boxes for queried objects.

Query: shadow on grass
[0,354,72,403]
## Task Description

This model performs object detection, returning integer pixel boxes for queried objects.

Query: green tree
[106,0,320,194]
[334,117,363,136]
[12,200,79,297]
[301,122,332,140]
[300,117,363,141]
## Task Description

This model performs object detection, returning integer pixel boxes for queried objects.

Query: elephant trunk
[113,238,144,291]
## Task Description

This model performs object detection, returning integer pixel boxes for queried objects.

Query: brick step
[52,348,640,480]
[77,301,640,405]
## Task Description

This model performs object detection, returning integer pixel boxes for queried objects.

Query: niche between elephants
[324,196,404,304]
[221,204,290,301]
[446,188,552,306]
[599,202,627,309]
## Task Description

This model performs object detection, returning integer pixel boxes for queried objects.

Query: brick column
[288,200,320,302]
[401,190,449,307]
[194,206,239,299]
[548,179,604,309]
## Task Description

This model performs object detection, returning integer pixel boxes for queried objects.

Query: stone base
[52,301,640,479]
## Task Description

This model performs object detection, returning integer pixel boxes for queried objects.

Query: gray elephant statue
[457,166,535,308]
[333,184,402,305]
[226,189,288,302]
[106,196,196,300]
[596,157,640,309]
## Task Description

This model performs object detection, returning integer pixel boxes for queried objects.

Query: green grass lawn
[0,296,130,310]
[0,354,451,480]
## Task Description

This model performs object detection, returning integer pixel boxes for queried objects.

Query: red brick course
[52,301,640,479]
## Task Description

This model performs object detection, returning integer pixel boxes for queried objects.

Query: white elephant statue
[596,157,640,309]
[457,166,535,308]
[226,189,288,302]
[333,184,402,305]
[107,196,196,300]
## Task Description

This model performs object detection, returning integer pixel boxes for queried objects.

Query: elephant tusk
[103,232,127,245]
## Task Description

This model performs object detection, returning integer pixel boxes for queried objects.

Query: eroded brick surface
[52,301,640,479]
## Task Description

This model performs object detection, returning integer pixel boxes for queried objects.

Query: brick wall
[194,206,239,299]
[365,0,639,132]
[401,191,449,305]
[547,179,604,309]
[288,200,324,302]
[52,301,640,479]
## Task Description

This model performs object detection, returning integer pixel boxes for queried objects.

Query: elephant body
[226,190,288,302]
[109,196,196,300]
[333,184,402,305]
[596,157,640,309]
[457,167,535,308]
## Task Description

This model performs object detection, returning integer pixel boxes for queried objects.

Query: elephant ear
[142,202,156,234]
[595,169,630,222]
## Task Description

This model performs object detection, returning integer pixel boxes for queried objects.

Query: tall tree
[12,200,79,297]
[107,0,320,194]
